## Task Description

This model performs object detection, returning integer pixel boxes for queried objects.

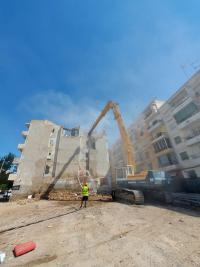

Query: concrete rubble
[48,190,112,201]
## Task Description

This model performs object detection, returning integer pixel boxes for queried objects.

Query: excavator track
[112,188,144,205]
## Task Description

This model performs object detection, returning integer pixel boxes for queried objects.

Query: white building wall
[160,71,200,178]
[12,120,110,197]
[15,120,56,195]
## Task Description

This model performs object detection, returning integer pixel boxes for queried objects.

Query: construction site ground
[0,199,200,267]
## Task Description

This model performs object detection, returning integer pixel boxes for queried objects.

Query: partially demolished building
[11,120,110,197]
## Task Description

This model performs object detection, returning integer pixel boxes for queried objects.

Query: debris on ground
[1,200,200,266]
[16,199,36,205]
[48,190,112,202]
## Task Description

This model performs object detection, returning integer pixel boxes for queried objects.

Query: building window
[92,141,96,149]
[173,102,198,124]
[63,128,79,137]
[88,137,96,149]
[179,151,189,161]
[174,136,182,144]
[44,165,50,174]
[192,126,200,137]
[153,137,172,153]
[152,120,158,126]
[158,153,178,167]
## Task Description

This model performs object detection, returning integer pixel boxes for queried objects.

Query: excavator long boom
[88,101,135,171]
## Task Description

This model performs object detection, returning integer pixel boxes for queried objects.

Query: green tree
[0,153,15,184]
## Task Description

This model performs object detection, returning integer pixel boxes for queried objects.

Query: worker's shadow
[41,147,80,199]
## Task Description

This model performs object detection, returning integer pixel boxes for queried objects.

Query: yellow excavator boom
[88,101,135,174]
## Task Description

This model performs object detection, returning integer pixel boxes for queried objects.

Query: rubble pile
[48,190,112,201]
[49,190,81,201]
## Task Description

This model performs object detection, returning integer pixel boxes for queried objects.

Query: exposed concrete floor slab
[0,200,200,267]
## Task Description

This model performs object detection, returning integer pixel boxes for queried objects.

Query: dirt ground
[0,199,200,267]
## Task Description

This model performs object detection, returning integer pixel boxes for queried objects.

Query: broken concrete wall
[88,133,110,177]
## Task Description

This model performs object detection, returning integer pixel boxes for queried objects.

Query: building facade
[11,120,110,197]
[110,70,200,179]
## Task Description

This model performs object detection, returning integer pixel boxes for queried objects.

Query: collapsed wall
[11,120,110,198]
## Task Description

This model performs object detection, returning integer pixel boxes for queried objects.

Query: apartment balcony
[155,147,173,156]
[25,122,30,128]
[152,133,168,143]
[18,144,25,152]
[147,120,163,132]
[185,134,200,146]
[21,130,28,138]
[161,164,181,172]
[8,173,17,181]
[178,111,200,129]
[190,152,200,160]
[172,97,192,115]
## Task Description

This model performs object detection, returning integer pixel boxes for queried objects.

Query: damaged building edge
[10,120,110,199]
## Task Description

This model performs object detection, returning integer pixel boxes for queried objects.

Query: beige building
[11,120,110,197]
[110,70,200,179]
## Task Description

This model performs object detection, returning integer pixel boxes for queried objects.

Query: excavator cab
[115,165,134,181]
[146,170,172,185]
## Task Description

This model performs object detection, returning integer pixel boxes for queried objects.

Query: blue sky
[0,0,200,156]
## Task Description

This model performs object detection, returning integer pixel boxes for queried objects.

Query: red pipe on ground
[13,241,36,257]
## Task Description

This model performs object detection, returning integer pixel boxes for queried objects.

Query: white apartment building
[160,71,200,178]
[110,70,200,179]
[11,120,110,197]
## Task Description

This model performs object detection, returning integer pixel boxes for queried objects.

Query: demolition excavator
[88,101,172,204]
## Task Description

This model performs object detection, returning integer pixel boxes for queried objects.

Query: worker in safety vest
[80,181,89,208]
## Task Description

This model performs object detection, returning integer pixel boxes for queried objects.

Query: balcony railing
[152,132,168,143]
[171,97,192,114]
[21,131,28,138]
[159,164,180,171]
[147,120,163,132]
[190,152,200,160]
[178,112,200,129]
[185,132,200,146]
[25,122,30,128]
[18,144,25,151]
